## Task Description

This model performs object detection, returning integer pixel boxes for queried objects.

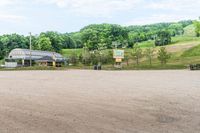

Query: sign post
[113,49,124,68]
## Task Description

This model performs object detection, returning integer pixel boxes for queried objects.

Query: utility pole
[29,32,32,67]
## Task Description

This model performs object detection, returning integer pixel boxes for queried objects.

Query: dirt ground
[0,70,200,133]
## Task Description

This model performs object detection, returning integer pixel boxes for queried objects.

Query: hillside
[184,24,196,37]
[61,23,200,70]
[182,44,200,57]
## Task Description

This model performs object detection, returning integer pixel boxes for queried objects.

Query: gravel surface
[0,70,200,133]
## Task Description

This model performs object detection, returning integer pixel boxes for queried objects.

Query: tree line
[67,45,171,67]
[0,20,193,59]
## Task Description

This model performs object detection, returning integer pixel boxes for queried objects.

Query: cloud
[0,13,25,22]
[147,0,200,11]
[0,0,17,6]
[36,0,142,17]
[125,14,197,26]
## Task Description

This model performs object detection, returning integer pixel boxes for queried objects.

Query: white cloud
[147,0,200,11]
[124,0,200,26]
[36,0,142,17]
[0,0,25,22]
[125,14,198,26]
[0,0,17,6]
[0,13,25,22]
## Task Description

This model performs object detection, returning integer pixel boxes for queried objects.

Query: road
[0,70,200,133]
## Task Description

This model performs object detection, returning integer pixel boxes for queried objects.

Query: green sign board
[113,50,124,59]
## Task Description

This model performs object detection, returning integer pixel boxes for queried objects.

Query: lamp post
[29,32,32,67]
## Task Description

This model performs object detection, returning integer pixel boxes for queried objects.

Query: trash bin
[97,65,101,70]
[94,65,98,70]
[190,64,194,70]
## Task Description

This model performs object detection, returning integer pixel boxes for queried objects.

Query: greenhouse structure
[5,48,66,68]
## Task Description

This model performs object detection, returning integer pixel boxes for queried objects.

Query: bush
[81,51,92,65]
[155,30,171,46]
[69,52,78,65]
[157,47,170,65]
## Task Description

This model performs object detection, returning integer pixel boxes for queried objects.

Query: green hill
[182,44,200,57]
[184,24,196,37]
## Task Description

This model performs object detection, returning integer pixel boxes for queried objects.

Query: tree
[61,34,76,49]
[193,21,200,37]
[157,47,170,65]
[69,51,78,65]
[131,44,143,65]
[81,24,128,50]
[81,47,92,65]
[145,47,155,65]
[169,23,184,36]
[90,51,100,65]
[155,30,171,46]
[0,41,5,59]
[81,29,99,51]
[70,32,83,48]
[124,52,131,66]
[40,31,63,52]
[37,36,53,51]
[0,34,29,56]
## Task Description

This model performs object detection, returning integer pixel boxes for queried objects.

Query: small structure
[113,49,124,68]
[5,49,66,68]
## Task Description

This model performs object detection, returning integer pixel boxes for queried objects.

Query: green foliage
[183,24,196,37]
[168,23,184,36]
[62,49,83,57]
[127,20,192,44]
[157,47,171,65]
[40,31,63,52]
[131,44,143,65]
[138,40,155,48]
[155,30,171,46]
[81,24,128,50]
[193,21,200,37]
[69,52,78,65]
[145,47,155,65]
[182,44,200,57]
[0,41,5,59]
[0,19,194,61]
[0,34,29,58]
[36,36,53,51]
[61,34,76,49]
[171,36,200,44]
[81,50,92,65]
[69,32,83,48]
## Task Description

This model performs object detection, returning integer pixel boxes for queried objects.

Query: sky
[0,0,199,35]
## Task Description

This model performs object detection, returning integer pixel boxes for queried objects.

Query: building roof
[36,56,54,62]
[8,48,65,62]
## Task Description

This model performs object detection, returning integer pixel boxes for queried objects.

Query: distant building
[5,49,66,68]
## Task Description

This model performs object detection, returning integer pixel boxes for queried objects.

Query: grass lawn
[182,44,200,57]
[61,49,83,57]
[138,40,155,48]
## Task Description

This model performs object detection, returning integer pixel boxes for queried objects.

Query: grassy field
[183,24,196,37]
[61,49,83,57]
[182,44,200,57]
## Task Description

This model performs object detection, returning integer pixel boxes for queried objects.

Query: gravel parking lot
[0,70,200,133]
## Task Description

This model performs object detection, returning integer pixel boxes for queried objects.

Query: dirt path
[166,41,199,53]
[0,70,200,133]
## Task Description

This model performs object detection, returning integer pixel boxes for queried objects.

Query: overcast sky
[0,0,199,35]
